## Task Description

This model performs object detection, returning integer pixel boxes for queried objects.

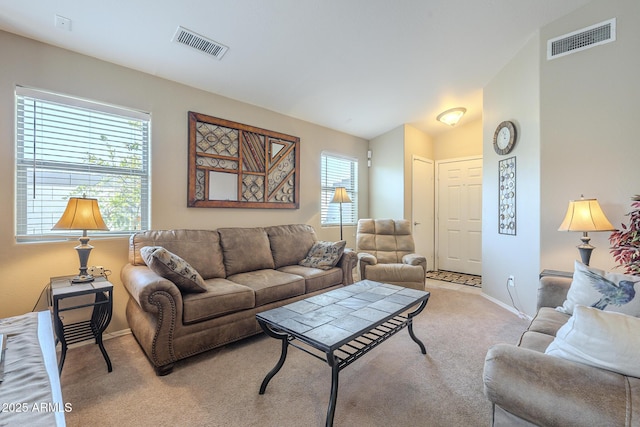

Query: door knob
[414,222,421,226]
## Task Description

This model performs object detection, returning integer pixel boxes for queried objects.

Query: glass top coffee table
[256,279,430,427]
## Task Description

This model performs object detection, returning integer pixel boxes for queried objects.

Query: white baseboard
[481,292,532,321]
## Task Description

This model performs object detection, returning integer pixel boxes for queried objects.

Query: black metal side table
[50,276,113,374]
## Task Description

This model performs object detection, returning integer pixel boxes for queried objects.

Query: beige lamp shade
[331,187,352,204]
[52,197,108,283]
[558,198,615,232]
[53,197,109,231]
[330,187,352,240]
[558,197,615,266]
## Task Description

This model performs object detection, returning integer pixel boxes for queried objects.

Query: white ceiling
[0,0,591,139]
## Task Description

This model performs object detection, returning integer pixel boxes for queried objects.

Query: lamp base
[73,237,94,284]
[577,244,595,267]
[71,274,95,284]
[577,232,594,266]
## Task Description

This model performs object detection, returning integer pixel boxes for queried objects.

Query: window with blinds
[321,153,358,226]
[15,87,150,242]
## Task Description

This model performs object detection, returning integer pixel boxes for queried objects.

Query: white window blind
[321,153,358,226]
[15,87,150,242]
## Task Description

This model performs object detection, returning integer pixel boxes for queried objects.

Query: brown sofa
[483,274,640,426]
[121,224,357,375]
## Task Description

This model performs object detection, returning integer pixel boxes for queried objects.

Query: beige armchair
[356,219,426,290]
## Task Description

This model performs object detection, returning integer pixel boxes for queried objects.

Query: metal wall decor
[499,156,516,235]
[188,112,300,208]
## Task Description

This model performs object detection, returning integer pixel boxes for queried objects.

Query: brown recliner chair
[356,219,427,290]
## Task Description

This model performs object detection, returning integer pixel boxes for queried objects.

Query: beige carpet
[60,286,528,427]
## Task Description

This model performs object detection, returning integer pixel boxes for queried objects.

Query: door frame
[411,155,435,270]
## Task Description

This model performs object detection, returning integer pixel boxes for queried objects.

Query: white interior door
[411,156,435,271]
[437,157,482,275]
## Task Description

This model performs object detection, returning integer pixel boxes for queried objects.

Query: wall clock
[493,121,517,155]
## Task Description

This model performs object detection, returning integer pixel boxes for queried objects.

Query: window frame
[15,86,151,242]
[320,152,358,227]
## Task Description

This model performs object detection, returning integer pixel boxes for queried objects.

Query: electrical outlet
[88,266,105,276]
[508,275,515,287]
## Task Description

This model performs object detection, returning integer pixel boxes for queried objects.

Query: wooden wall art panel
[188,112,300,208]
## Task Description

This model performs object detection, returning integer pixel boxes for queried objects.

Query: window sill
[16,233,133,244]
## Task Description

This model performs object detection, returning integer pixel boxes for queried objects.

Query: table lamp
[53,196,109,283]
[558,196,615,266]
[331,187,352,240]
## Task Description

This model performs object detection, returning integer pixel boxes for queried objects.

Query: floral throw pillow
[556,260,640,316]
[140,246,207,293]
[299,240,346,270]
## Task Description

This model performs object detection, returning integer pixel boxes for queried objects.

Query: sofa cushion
[518,331,556,353]
[528,307,570,336]
[546,305,640,378]
[218,227,275,276]
[228,269,304,307]
[299,240,346,270]
[557,260,640,316]
[278,265,343,293]
[266,224,317,269]
[140,246,207,293]
[363,264,425,285]
[182,278,255,324]
[129,229,226,279]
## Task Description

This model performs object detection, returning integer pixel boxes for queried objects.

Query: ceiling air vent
[547,18,615,60]
[172,26,228,60]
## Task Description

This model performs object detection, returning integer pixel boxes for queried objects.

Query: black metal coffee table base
[257,281,429,427]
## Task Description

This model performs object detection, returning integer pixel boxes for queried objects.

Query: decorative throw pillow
[545,305,640,378]
[140,246,207,293]
[298,240,346,270]
[556,260,640,316]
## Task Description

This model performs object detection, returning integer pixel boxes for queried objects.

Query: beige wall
[482,0,640,315]
[368,124,434,222]
[0,31,368,331]
[482,33,542,316]
[368,125,405,219]
[539,0,640,272]
[433,118,483,160]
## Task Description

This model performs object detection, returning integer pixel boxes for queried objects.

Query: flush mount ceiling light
[436,107,466,126]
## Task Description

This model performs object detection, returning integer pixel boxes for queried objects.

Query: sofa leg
[155,363,174,376]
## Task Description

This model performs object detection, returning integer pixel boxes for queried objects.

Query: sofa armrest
[337,249,357,285]
[121,263,185,372]
[402,253,427,275]
[358,252,377,264]
[537,275,572,310]
[484,343,629,427]
[121,264,183,314]
[357,252,377,282]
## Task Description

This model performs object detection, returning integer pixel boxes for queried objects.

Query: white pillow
[556,260,640,316]
[545,305,640,378]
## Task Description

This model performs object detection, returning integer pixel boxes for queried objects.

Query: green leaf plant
[69,121,144,232]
